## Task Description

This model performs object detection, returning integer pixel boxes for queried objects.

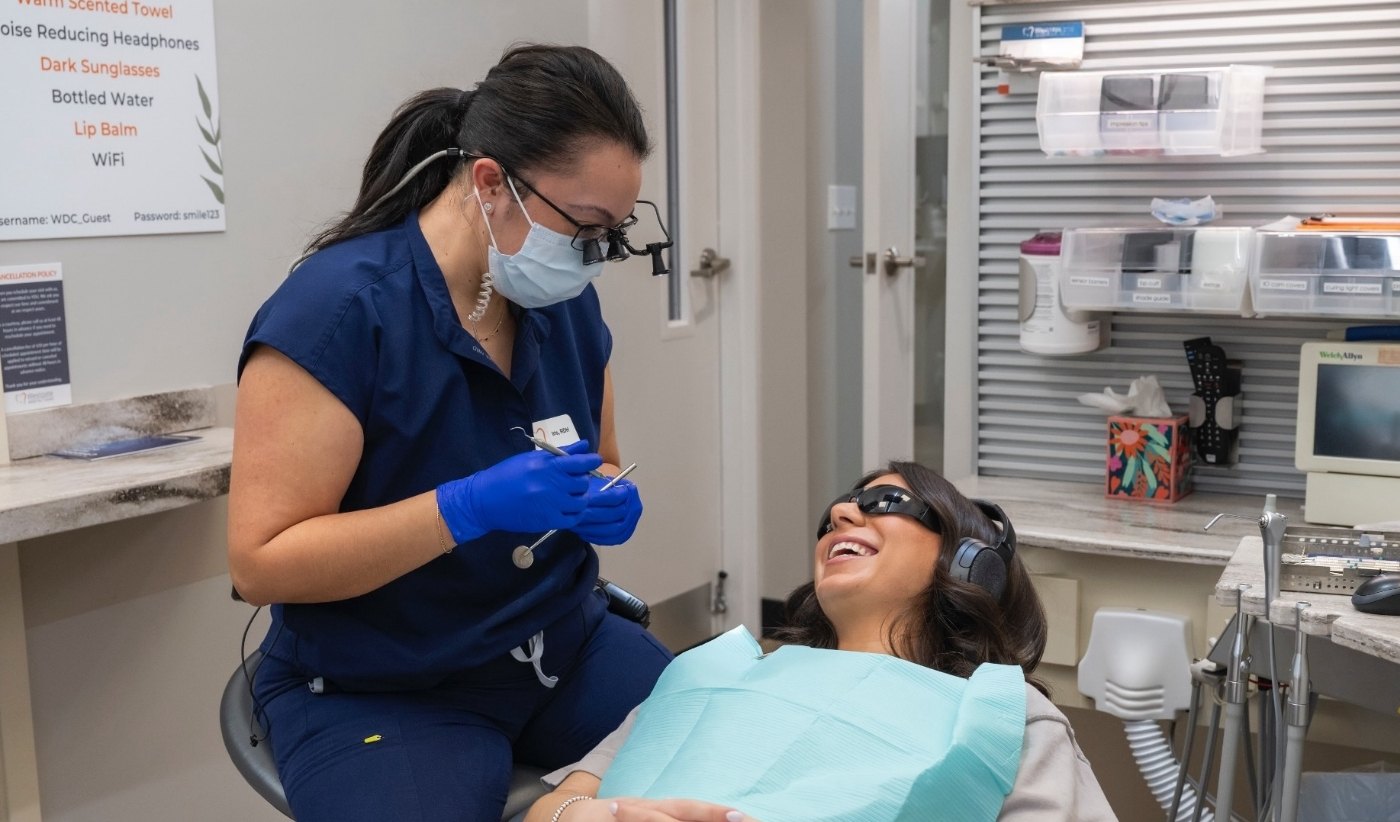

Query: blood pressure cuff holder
[597,627,1026,822]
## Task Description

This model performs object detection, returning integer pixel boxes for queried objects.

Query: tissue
[1084,377,1194,503]
[1150,196,1218,227]
[1078,376,1172,418]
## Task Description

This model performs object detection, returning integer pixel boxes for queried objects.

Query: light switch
[827,185,857,231]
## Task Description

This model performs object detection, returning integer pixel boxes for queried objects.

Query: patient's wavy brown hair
[774,461,1049,696]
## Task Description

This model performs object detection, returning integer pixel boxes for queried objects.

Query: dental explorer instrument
[510,427,610,479]
[512,462,637,569]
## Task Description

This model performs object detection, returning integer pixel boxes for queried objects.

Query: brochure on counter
[50,434,201,461]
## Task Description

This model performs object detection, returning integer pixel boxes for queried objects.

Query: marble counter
[0,427,232,543]
[1215,535,1400,667]
[953,475,1304,566]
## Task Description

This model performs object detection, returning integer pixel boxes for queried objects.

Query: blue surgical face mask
[473,178,600,308]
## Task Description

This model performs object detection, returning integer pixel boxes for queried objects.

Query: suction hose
[1124,719,1215,822]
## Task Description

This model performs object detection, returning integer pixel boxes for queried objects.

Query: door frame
[943,0,980,480]
[587,0,764,637]
[859,0,981,479]
[713,0,763,635]
[860,0,918,467]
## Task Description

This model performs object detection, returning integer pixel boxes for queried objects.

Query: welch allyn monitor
[1295,341,1400,526]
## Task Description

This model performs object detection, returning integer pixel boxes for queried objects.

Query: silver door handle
[879,247,925,276]
[690,248,731,278]
[850,248,925,276]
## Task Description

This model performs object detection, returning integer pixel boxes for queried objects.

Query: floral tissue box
[1106,414,1193,503]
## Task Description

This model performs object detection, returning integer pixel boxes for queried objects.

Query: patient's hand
[564,797,756,821]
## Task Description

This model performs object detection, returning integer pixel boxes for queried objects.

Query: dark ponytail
[305,44,651,257]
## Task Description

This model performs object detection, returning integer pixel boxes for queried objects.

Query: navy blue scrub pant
[252,589,672,822]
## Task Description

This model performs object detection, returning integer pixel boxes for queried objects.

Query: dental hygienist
[228,44,672,822]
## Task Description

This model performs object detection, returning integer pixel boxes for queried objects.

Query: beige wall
[12,3,589,819]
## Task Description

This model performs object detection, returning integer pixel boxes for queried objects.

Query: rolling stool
[219,651,548,821]
[220,578,649,821]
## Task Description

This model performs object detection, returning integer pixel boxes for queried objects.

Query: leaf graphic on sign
[196,75,223,205]
[200,147,222,176]
[201,177,225,205]
[197,75,213,120]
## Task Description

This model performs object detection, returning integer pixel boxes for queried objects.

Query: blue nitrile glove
[571,475,643,546]
[435,441,603,543]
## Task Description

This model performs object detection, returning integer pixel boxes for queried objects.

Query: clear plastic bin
[1060,227,1253,314]
[1037,65,1267,158]
[1251,231,1400,318]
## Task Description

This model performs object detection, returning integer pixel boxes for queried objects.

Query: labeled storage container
[1060,227,1253,314]
[1037,65,1267,158]
[1250,231,1400,317]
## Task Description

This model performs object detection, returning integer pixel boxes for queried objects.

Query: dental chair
[220,578,649,821]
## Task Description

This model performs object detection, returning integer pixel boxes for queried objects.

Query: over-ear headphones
[948,499,1017,601]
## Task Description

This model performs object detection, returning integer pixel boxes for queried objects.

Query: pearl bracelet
[550,794,590,822]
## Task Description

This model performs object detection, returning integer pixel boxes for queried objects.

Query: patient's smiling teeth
[828,541,876,560]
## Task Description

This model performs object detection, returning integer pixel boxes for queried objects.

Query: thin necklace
[471,306,507,344]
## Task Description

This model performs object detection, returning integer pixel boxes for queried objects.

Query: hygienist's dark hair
[775,461,1050,696]
[305,43,651,255]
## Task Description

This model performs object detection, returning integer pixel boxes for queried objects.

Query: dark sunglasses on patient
[817,483,941,539]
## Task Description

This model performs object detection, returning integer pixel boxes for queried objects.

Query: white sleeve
[997,701,1118,821]
[540,707,639,788]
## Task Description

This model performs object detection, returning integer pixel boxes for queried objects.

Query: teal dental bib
[597,627,1026,821]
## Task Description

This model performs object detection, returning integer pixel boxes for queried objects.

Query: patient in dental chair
[525,462,1116,822]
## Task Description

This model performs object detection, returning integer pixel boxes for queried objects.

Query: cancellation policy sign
[0,264,71,413]
[0,0,223,240]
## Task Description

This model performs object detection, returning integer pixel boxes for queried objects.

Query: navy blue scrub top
[239,211,609,690]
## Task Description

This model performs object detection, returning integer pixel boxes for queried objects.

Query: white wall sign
[0,0,223,241]
[0,263,71,413]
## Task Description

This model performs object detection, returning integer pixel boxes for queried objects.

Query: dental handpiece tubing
[1217,595,1251,820]
[1215,701,1245,820]
[1278,724,1306,822]
[1279,610,1311,822]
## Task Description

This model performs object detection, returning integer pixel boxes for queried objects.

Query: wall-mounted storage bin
[1250,231,1400,318]
[1060,227,1253,314]
[1037,65,1267,158]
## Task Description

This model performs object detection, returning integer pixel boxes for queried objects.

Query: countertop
[952,474,1303,566]
[0,427,232,543]
[1215,535,1400,667]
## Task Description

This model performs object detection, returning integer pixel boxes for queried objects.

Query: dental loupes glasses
[817,485,940,540]
[505,169,673,276]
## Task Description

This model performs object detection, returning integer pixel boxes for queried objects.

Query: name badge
[531,414,580,449]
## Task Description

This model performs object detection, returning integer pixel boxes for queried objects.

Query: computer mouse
[1351,574,1400,616]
